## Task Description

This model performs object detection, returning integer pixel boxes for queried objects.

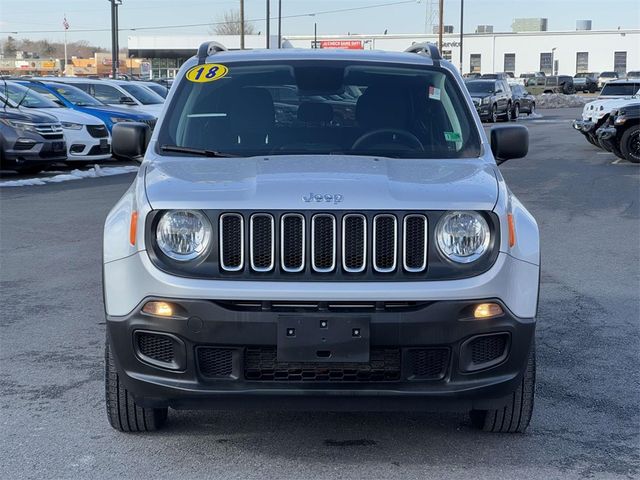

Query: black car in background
[0,108,67,174]
[509,84,536,118]
[596,103,640,163]
[465,79,512,122]
[574,72,598,93]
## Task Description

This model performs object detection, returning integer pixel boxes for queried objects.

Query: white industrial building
[128,28,639,79]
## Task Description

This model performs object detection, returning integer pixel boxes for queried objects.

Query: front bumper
[474,104,492,120]
[64,127,112,161]
[2,138,68,165]
[573,118,596,133]
[107,297,535,412]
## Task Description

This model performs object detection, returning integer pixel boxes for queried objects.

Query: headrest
[230,88,274,133]
[356,87,411,129]
[297,102,334,123]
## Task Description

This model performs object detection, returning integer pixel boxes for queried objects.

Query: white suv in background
[50,77,164,117]
[3,82,111,163]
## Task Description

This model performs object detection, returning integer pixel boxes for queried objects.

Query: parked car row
[572,80,640,163]
[0,77,166,174]
[465,79,535,122]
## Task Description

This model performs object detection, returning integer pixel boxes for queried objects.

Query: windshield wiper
[160,145,236,157]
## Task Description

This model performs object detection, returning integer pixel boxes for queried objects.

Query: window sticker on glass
[444,131,461,142]
[185,64,229,83]
[428,86,441,101]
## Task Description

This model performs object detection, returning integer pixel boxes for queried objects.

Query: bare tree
[210,9,255,35]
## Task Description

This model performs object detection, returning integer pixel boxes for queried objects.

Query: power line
[0,0,416,34]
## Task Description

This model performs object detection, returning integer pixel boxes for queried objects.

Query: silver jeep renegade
[104,42,539,433]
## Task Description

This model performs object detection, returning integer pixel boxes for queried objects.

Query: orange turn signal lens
[473,303,504,319]
[142,301,174,317]
[129,211,138,246]
[507,213,516,248]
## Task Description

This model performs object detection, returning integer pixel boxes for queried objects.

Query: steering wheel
[351,128,424,152]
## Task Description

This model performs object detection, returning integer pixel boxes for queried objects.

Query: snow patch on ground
[0,165,139,188]
[534,94,590,109]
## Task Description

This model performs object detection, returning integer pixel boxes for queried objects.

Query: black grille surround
[86,124,109,138]
[146,210,500,282]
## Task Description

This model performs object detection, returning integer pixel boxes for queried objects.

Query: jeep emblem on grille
[302,193,344,204]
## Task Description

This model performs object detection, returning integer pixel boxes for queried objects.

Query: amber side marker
[129,211,138,246]
[142,301,175,317]
[474,303,504,319]
[507,213,516,248]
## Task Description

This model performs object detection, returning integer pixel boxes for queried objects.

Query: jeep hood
[144,155,499,211]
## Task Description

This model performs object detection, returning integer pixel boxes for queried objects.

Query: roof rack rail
[196,41,228,65]
[404,42,442,61]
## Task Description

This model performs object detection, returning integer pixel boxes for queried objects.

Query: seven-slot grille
[218,212,429,275]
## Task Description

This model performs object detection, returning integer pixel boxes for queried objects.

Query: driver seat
[355,86,412,130]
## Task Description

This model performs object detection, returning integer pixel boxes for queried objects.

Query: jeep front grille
[217,211,429,275]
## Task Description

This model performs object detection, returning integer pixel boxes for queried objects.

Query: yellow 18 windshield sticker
[185,64,229,83]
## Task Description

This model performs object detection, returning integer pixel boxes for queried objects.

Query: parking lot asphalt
[1,108,638,480]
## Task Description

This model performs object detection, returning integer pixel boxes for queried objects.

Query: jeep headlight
[436,211,490,263]
[482,96,491,105]
[156,210,212,261]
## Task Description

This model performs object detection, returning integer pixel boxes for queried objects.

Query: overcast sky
[1,0,639,47]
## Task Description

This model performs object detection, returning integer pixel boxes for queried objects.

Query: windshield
[601,83,640,96]
[601,72,618,78]
[48,83,104,106]
[3,82,62,108]
[158,61,481,159]
[144,83,168,98]
[466,81,494,94]
[119,83,164,104]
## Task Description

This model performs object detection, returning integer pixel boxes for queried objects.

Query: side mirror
[119,96,136,105]
[490,125,529,165]
[112,122,151,162]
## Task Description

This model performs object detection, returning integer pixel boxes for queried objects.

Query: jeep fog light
[436,211,490,263]
[473,303,504,319]
[142,301,175,317]
[156,210,212,261]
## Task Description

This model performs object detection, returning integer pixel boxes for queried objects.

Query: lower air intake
[244,347,401,382]
[197,347,235,378]
[407,348,449,380]
[136,332,174,364]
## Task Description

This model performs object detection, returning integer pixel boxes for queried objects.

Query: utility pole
[266,0,270,48]
[240,0,245,50]
[277,0,282,48]
[438,0,444,52]
[459,0,464,72]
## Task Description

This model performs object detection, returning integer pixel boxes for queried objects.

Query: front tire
[528,103,535,116]
[490,104,498,123]
[511,103,520,121]
[470,341,536,433]
[619,126,640,163]
[105,339,168,432]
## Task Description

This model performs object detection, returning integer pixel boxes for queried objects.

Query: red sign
[319,40,363,50]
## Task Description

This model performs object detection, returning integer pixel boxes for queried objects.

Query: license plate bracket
[277,316,370,363]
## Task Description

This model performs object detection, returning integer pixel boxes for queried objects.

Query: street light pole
[438,0,444,52]
[277,0,282,48]
[240,0,245,50]
[459,0,464,72]
[110,0,118,78]
[266,0,270,48]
